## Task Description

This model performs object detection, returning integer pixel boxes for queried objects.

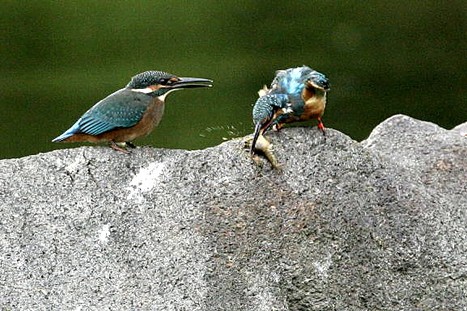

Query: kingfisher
[52,70,213,152]
[249,66,330,168]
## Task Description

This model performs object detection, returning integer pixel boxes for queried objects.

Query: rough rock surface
[1,114,466,310]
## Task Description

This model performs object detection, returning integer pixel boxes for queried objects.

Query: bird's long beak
[169,77,213,89]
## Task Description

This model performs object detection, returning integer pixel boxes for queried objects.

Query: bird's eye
[159,78,169,84]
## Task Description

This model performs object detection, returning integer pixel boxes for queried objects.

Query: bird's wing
[250,94,289,153]
[252,94,289,126]
[77,89,152,136]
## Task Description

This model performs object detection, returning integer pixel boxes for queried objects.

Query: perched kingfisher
[52,70,213,152]
[249,66,330,168]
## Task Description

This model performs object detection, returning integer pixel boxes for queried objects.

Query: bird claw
[109,141,131,154]
[317,118,326,136]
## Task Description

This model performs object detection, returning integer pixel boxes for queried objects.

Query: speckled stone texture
[1,114,466,310]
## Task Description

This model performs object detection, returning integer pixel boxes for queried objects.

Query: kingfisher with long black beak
[248,65,330,168]
[52,70,213,152]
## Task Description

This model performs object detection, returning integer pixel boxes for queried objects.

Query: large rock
[1,114,466,310]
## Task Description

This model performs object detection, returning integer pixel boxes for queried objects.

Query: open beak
[169,77,213,89]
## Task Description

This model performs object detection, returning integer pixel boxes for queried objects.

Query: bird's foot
[109,141,130,154]
[245,135,281,169]
[317,119,326,136]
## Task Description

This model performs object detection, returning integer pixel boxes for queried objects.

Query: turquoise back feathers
[52,70,212,146]
[270,66,330,100]
[250,65,330,154]
[252,94,289,125]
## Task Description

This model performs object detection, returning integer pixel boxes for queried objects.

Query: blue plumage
[250,94,290,153]
[252,94,289,126]
[269,66,329,101]
[249,65,330,167]
[51,70,213,151]
[51,120,81,142]
[52,89,150,142]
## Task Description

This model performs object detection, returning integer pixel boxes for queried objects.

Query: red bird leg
[317,118,326,136]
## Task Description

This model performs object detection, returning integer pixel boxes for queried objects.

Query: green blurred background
[1,1,465,159]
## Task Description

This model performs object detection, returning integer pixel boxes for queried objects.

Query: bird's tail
[51,120,81,142]
[250,122,262,155]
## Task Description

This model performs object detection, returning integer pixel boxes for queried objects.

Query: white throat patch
[131,87,154,94]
